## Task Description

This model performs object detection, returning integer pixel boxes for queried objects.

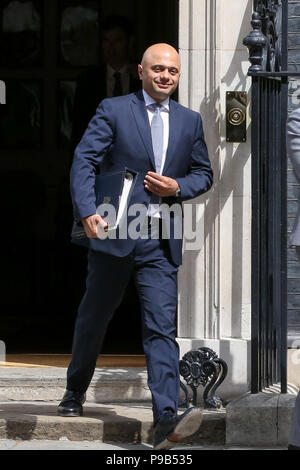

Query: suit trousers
[67,225,180,424]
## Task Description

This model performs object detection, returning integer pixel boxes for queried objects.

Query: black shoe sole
[154,408,203,450]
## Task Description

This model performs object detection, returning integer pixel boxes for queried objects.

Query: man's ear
[137,64,143,80]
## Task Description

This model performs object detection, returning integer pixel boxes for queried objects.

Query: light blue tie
[150,103,164,175]
[149,103,164,208]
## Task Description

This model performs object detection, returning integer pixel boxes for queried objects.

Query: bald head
[141,43,181,68]
[138,43,181,102]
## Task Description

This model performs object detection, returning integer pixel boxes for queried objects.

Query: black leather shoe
[57,390,86,417]
[153,407,203,450]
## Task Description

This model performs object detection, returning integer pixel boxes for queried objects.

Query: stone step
[0,401,226,445]
[0,367,151,403]
[0,366,226,446]
[0,366,210,406]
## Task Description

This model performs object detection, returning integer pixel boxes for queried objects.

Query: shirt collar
[142,89,170,111]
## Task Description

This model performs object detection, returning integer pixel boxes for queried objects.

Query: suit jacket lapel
[130,91,156,169]
[163,99,180,175]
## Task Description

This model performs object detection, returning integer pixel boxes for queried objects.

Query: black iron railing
[251,74,287,393]
[243,0,295,393]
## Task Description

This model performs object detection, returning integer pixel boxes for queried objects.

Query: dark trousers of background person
[289,246,300,448]
[66,224,180,425]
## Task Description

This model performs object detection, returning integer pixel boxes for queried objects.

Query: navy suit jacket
[70,90,213,265]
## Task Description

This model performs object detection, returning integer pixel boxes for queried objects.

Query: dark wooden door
[0,0,178,354]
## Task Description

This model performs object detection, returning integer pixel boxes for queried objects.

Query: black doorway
[0,0,179,354]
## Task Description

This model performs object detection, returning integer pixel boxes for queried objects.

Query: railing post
[251,75,261,394]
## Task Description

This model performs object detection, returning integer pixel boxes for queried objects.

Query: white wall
[177,0,253,399]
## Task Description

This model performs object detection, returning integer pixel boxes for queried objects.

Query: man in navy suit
[58,43,213,450]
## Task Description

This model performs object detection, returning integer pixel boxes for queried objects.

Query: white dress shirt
[143,89,170,218]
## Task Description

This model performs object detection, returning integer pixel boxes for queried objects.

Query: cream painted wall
[177,0,253,397]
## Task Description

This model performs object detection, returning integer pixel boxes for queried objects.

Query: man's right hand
[82,214,108,238]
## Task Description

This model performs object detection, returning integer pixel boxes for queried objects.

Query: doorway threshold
[1,354,146,368]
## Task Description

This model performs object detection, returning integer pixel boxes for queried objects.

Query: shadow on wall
[180,0,252,340]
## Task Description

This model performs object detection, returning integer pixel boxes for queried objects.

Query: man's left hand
[144,172,179,197]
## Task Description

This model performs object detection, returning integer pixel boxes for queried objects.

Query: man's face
[138,49,181,102]
[101,28,130,68]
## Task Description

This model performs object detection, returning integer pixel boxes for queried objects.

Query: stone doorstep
[0,367,151,403]
[0,402,226,445]
[1,369,297,447]
[0,366,207,405]
[0,367,226,445]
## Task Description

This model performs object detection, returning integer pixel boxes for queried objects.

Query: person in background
[70,14,141,154]
[287,107,300,451]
